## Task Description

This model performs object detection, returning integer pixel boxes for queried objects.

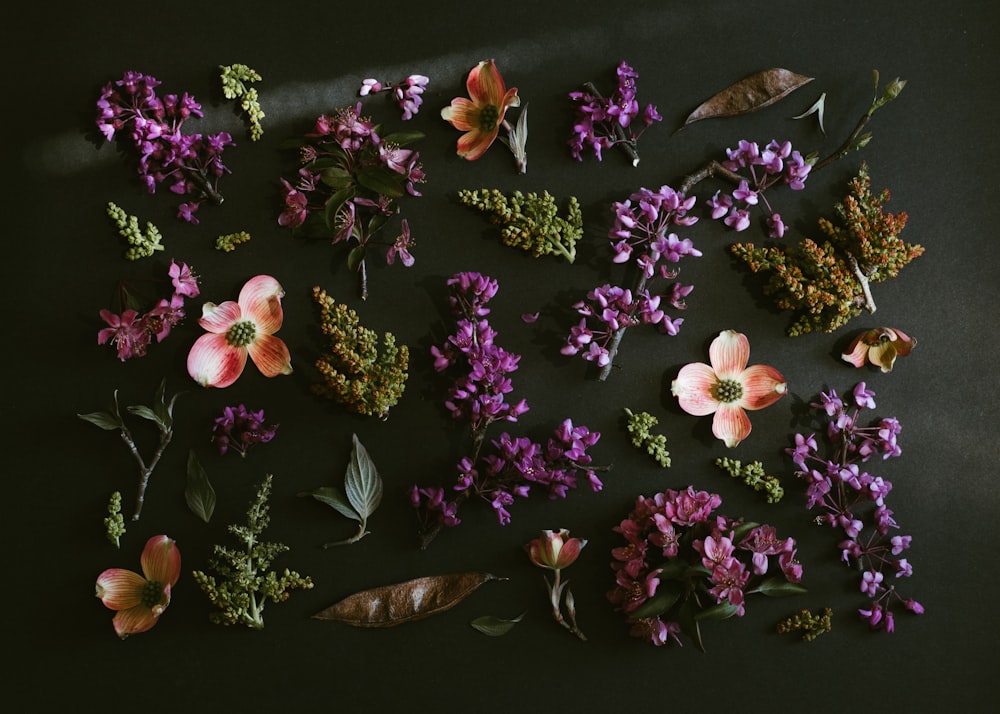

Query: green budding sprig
[107,202,164,260]
[104,491,126,547]
[215,231,252,252]
[714,457,784,503]
[220,64,265,140]
[624,408,671,467]
[777,607,833,642]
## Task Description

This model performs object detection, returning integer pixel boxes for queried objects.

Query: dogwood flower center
[226,320,257,347]
[714,378,744,403]
[478,104,500,131]
[141,579,165,608]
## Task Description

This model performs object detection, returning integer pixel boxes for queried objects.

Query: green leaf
[77,410,123,431]
[347,245,366,273]
[152,378,172,429]
[753,578,808,597]
[127,404,164,429]
[677,598,705,652]
[379,130,425,147]
[694,601,742,621]
[356,164,405,198]
[628,583,683,620]
[323,186,356,230]
[729,521,760,545]
[185,450,216,523]
[301,485,361,522]
[470,612,524,637]
[344,434,382,520]
[320,166,353,190]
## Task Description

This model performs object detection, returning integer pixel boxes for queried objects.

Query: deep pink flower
[168,260,200,298]
[385,218,415,267]
[671,329,787,448]
[98,308,150,361]
[186,275,293,388]
[441,59,520,161]
[95,535,181,639]
[278,178,308,228]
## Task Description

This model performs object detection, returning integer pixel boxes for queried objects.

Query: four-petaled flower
[187,275,293,388]
[842,327,916,373]
[671,329,787,447]
[527,528,588,571]
[441,59,520,160]
[95,535,181,639]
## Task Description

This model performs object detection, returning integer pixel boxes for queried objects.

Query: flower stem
[121,425,173,521]
[583,82,640,167]
[847,253,877,313]
[598,273,650,382]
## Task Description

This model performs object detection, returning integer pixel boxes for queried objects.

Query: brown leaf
[682,69,814,128]
[312,572,504,627]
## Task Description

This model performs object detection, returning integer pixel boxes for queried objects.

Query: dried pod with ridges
[313,572,504,627]
[681,68,814,128]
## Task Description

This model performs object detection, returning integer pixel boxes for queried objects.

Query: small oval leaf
[754,578,809,597]
[185,450,216,523]
[344,434,382,520]
[301,485,361,522]
[470,613,525,636]
[77,411,123,431]
[694,601,742,621]
[682,68,814,127]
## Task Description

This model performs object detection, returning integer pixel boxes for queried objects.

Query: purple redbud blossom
[211,404,279,457]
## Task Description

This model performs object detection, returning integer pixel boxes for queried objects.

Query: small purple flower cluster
[96,71,235,224]
[98,261,199,361]
[411,272,603,542]
[706,139,812,238]
[608,486,803,648]
[359,74,430,120]
[563,186,700,372]
[210,404,279,457]
[568,61,662,163]
[787,382,923,632]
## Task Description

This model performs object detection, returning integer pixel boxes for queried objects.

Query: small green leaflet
[470,613,525,637]
[300,434,382,547]
[185,450,216,523]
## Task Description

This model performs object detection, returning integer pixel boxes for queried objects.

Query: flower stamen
[226,320,257,347]
[714,378,744,403]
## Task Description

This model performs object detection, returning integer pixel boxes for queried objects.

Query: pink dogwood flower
[842,327,915,373]
[186,275,293,388]
[441,59,520,161]
[671,329,786,448]
[95,535,181,639]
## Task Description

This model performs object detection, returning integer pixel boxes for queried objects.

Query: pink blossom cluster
[359,74,430,120]
[608,486,803,647]
[97,261,200,361]
[706,139,812,238]
[788,383,923,632]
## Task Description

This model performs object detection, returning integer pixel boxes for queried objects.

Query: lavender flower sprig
[359,74,430,120]
[412,272,606,548]
[787,382,924,632]
[562,185,701,381]
[568,61,662,166]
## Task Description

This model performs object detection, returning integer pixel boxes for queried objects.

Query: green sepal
[185,450,216,523]
[753,578,808,597]
[694,601,742,621]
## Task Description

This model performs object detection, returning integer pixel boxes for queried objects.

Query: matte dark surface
[8,1,997,710]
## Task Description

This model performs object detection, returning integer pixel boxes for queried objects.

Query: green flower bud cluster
[776,607,833,642]
[624,408,671,467]
[192,475,313,629]
[220,64,265,141]
[714,457,784,503]
[457,188,582,263]
[310,286,409,418]
[107,202,164,260]
[104,490,126,548]
[215,231,252,252]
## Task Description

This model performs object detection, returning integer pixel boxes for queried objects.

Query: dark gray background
[7,1,996,710]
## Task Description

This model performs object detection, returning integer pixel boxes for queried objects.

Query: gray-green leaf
[344,434,382,520]
[127,404,165,429]
[77,410,124,431]
[470,613,525,636]
[185,450,216,523]
[301,485,361,522]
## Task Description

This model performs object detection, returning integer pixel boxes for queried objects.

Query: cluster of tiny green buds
[220,64,265,141]
[777,607,833,642]
[192,474,314,629]
[215,231,252,252]
[714,457,784,503]
[107,202,164,260]
[310,286,409,418]
[104,491,126,547]
[624,408,671,467]
[457,188,583,263]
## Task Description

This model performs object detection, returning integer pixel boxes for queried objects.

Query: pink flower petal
[198,300,241,333]
[709,329,750,380]
[713,403,752,448]
[466,59,504,107]
[112,605,160,639]
[187,332,247,388]
[140,535,181,587]
[671,362,720,416]
[440,97,477,131]
[455,128,497,160]
[739,364,787,410]
[95,568,146,610]
[247,333,293,378]
[238,275,285,335]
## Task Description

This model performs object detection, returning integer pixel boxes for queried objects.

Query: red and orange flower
[441,59,520,161]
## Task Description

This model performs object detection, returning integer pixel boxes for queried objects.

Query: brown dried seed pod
[681,68,814,128]
[313,572,504,627]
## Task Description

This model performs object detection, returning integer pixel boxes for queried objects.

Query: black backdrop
[7,1,997,710]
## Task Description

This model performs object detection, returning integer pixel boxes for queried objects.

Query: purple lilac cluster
[210,404,279,457]
[787,382,923,632]
[411,272,603,540]
[562,185,701,372]
[568,61,662,163]
[608,486,803,648]
[706,139,812,238]
[98,261,199,361]
[96,71,235,224]
[359,74,430,120]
